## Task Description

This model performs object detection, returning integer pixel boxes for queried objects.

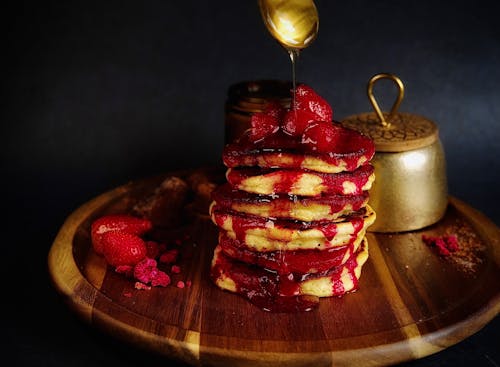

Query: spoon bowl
[258,0,319,49]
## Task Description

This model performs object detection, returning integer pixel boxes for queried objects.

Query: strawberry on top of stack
[210,84,377,312]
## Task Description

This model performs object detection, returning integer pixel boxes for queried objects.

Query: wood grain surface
[48,169,500,367]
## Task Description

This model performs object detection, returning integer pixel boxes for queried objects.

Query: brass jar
[342,74,448,232]
[225,80,291,144]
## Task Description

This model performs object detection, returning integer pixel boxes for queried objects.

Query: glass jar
[224,80,291,144]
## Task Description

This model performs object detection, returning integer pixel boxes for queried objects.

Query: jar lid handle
[367,73,405,128]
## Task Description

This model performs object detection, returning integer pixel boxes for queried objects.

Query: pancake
[226,164,374,196]
[210,203,376,251]
[211,237,369,301]
[212,183,369,221]
[218,231,362,274]
[223,128,375,174]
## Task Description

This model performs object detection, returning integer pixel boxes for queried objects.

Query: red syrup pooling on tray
[212,183,369,217]
[211,244,362,312]
[223,128,375,172]
[226,164,374,196]
[218,232,356,274]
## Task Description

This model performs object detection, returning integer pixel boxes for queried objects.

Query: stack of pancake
[209,86,376,311]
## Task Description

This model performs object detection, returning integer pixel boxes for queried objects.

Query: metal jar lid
[342,73,439,153]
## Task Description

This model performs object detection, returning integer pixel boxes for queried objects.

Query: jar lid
[341,74,438,153]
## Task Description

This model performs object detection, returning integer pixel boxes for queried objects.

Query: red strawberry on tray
[91,215,152,255]
[102,231,147,267]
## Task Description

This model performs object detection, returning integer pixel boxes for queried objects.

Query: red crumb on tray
[422,234,459,257]
[421,217,486,275]
[151,271,171,287]
[159,249,179,264]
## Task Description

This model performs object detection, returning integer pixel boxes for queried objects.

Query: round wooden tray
[48,170,500,367]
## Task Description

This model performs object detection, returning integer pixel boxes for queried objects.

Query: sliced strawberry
[301,121,341,153]
[263,100,286,121]
[249,112,279,142]
[282,109,318,136]
[91,215,152,255]
[294,84,333,122]
[102,231,147,267]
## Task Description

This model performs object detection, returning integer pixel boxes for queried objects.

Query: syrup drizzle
[283,45,299,308]
[288,48,300,108]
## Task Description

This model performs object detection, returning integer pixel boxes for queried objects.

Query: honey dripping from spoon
[258,0,319,102]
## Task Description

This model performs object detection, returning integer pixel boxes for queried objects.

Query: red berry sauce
[218,231,358,274]
[212,183,369,218]
[223,128,375,172]
[226,164,374,196]
[211,245,362,312]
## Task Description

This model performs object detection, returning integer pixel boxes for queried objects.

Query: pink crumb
[171,265,181,274]
[133,258,159,283]
[123,292,133,298]
[445,235,459,252]
[176,281,185,289]
[186,280,192,287]
[434,238,451,256]
[422,234,459,257]
[151,271,171,287]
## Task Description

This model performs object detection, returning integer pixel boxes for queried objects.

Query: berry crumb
[134,282,151,291]
[422,234,459,257]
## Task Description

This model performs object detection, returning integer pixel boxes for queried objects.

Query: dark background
[3,0,499,366]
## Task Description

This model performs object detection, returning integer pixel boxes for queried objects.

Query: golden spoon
[258,0,319,50]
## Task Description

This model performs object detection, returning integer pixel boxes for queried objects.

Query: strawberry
[293,84,333,122]
[102,231,147,267]
[249,112,279,142]
[282,109,318,136]
[91,215,152,255]
[263,100,286,121]
[301,121,340,153]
